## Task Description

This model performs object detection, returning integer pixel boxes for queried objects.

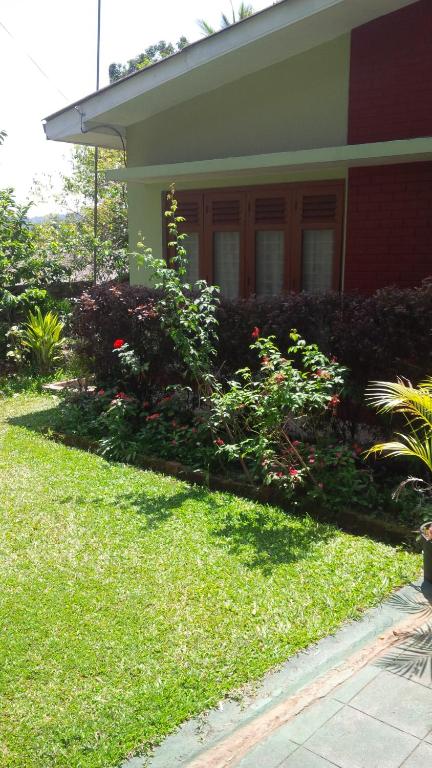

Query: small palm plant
[21,307,65,374]
[366,377,432,580]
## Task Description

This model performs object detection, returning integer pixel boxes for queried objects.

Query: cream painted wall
[127,35,350,167]
[127,34,351,284]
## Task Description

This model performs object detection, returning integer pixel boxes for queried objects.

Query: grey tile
[280,746,337,767]
[236,731,297,768]
[402,742,432,768]
[350,671,432,738]
[278,698,343,745]
[425,730,432,745]
[331,664,381,704]
[305,706,418,768]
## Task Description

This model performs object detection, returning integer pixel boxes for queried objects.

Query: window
[166,182,344,296]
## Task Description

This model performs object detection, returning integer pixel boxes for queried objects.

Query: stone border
[39,427,415,546]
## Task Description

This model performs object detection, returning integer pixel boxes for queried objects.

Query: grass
[0,395,421,768]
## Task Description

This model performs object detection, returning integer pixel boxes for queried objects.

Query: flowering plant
[209,330,346,489]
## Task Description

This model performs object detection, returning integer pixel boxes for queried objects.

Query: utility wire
[0,19,70,102]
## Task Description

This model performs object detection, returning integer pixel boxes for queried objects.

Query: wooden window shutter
[164,190,204,284]
[203,191,246,297]
[292,183,344,292]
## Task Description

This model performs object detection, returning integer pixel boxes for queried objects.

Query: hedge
[72,280,432,406]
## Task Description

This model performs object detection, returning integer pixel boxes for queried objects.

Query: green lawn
[0,395,421,768]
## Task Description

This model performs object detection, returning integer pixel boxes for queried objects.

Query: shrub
[72,280,432,415]
[8,308,65,374]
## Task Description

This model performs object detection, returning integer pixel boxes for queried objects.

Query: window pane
[214,232,240,299]
[256,231,284,297]
[302,230,334,292]
[183,232,199,284]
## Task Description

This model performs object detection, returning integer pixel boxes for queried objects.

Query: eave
[106,138,432,185]
[43,0,418,150]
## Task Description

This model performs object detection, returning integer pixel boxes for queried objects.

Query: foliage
[210,330,346,486]
[73,281,432,428]
[109,38,189,82]
[135,186,220,389]
[31,145,128,282]
[8,307,65,374]
[0,129,6,145]
[0,188,69,288]
[198,2,254,35]
[366,378,432,517]
[0,394,420,767]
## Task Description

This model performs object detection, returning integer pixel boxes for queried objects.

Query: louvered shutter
[248,190,289,297]
[166,191,203,285]
[204,191,245,299]
[294,184,344,293]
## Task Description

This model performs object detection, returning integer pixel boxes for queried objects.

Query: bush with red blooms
[72,280,432,422]
[209,329,348,493]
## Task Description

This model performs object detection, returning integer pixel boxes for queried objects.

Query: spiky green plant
[198,2,254,36]
[366,378,432,475]
[21,307,64,374]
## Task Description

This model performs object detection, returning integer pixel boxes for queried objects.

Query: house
[44,0,432,297]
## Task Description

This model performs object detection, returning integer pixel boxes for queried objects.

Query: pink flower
[147,413,161,421]
[214,438,225,447]
[292,440,301,447]
[97,389,105,396]
[251,327,260,339]
[328,395,340,409]
[315,369,331,380]
[276,472,284,478]
[309,457,315,465]
[115,391,127,400]
[113,338,125,349]
[142,401,150,409]
[274,373,286,383]
[261,356,270,366]
[289,468,299,477]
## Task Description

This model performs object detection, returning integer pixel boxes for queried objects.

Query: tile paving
[238,621,432,768]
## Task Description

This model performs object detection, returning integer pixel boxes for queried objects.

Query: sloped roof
[43,0,418,150]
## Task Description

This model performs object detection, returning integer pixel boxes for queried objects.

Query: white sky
[0,0,270,215]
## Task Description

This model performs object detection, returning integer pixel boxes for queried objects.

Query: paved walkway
[140,583,432,768]
[235,622,432,768]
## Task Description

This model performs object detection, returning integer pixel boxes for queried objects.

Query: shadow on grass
[8,404,339,573]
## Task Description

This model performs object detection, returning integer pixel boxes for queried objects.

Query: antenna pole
[93,0,101,285]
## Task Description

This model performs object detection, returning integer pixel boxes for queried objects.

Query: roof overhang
[105,138,432,184]
[43,0,418,150]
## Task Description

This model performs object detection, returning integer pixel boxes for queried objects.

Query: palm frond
[197,19,216,35]
[366,379,432,431]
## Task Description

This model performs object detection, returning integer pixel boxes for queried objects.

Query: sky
[0,0,270,216]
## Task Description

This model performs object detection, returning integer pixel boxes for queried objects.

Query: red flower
[261,356,270,366]
[214,438,225,447]
[309,457,315,465]
[315,369,331,380]
[274,373,286,384]
[292,440,301,447]
[276,471,284,478]
[289,468,299,477]
[113,338,125,349]
[97,389,105,396]
[147,413,161,421]
[328,395,340,409]
[115,391,127,399]
[251,327,260,339]
[142,401,150,409]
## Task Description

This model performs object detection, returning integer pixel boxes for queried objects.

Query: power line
[0,19,70,102]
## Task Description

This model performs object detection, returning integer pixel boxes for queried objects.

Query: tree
[32,145,128,281]
[198,2,254,36]
[109,37,189,83]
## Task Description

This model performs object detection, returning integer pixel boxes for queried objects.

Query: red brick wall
[344,162,432,292]
[348,0,432,144]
